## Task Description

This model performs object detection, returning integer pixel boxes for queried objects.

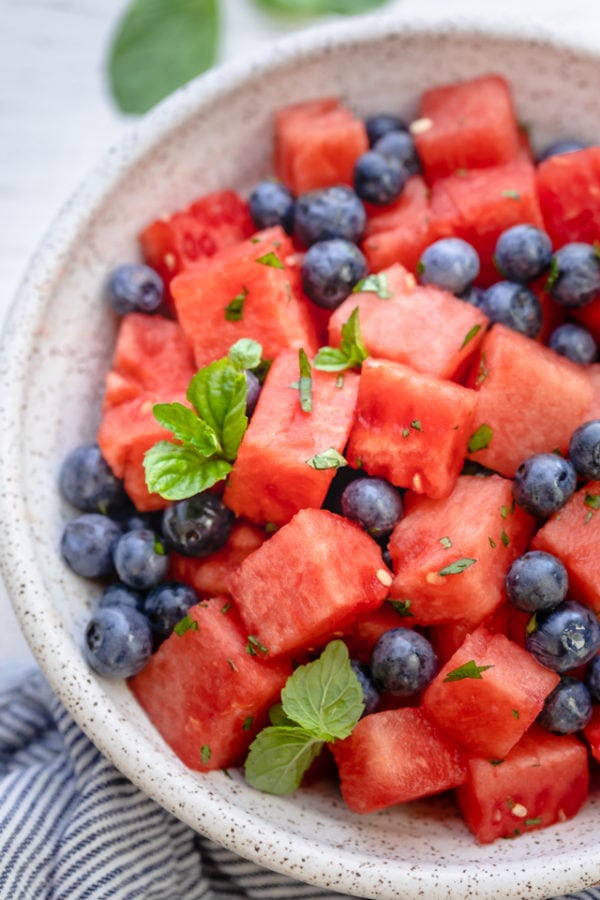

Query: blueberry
[84,606,152,678]
[353,151,407,206]
[365,113,407,146]
[99,582,145,613]
[547,243,600,308]
[294,186,366,248]
[373,130,421,176]
[248,179,295,234]
[59,443,128,514]
[458,284,485,307]
[370,628,438,697]
[479,281,542,338]
[538,139,587,162]
[494,224,553,283]
[113,528,169,590]
[106,263,163,315]
[505,550,569,613]
[301,238,368,309]
[341,476,403,540]
[569,419,600,480]
[585,654,600,702]
[536,676,593,733]
[417,238,480,295]
[244,369,261,417]
[513,453,577,518]
[350,660,380,716]
[61,513,122,579]
[162,492,234,557]
[549,323,597,365]
[143,581,199,645]
[113,507,164,533]
[525,599,600,672]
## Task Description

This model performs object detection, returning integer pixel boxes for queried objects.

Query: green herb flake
[200,744,211,765]
[353,272,393,299]
[402,428,410,438]
[526,613,537,636]
[501,529,510,547]
[585,510,594,524]
[305,448,348,470]
[221,601,232,614]
[388,599,414,617]
[224,287,248,322]
[489,759,504,766]
[443,659,494,682]
[298,348,313,413]
[468,423,493,453]
[512,708,520,719]
[335,375,345,389]
[226,657,238,672]
[247,635,268,656]
[439,536,453,549]
[585,492,600,510]
[546,256,560,291]
[501,189,521,200]
[173,614,199,637]
[411,419,423,432]
[488,537,497,549]
[500,504,508,519]
[256,250,284,269]
[476,351,489,386]
[438,557,477,576]
[525,817,542,826]
[461,323,482,350]
[242,716,254,731]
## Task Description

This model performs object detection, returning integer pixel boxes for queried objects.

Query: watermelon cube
[583,703,600,763]
[346,358,478,498]
[171,226,320,368]
[429,158,544,285]
[456,726,589,843]
[330,707,467,814]
[275,98,368,195]
[327,263,488,381]
[466,324,594,477]
[422,627,560,759]
[361,175,436,273]
[223,349,359,526]
[388,474,535,626]
[536,146,600,248]
[128,598,292,771]
[531,480,600,614]
[413,74,521,183]
[227,508,391,658]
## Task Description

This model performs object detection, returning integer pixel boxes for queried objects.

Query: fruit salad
[58,71,600,844]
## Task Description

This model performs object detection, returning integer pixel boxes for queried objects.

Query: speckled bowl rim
[2,11,600,900]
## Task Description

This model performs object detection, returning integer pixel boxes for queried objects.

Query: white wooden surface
[2,0,600,668]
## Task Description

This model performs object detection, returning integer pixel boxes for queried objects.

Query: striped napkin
[0,666,597,900]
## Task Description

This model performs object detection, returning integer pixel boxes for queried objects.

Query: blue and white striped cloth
[0,667,599,900]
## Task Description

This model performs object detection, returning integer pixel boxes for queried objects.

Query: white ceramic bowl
[2,12,600,900]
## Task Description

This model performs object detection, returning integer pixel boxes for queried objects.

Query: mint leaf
[468,423,493,453]
[152,402,221,454]
[444,660,494,682]
[224,287,247,322]
[254,0,390,16]
[174,614,199,636]
[298,348,313,413]
[312,347,351,372]
[305,448,347,470]
[280,640,363,741]
[244,726,323,795]
[438,557,477,576]
[585,492,600,510]
[388,599,414,617]
[268,702,296,727]
[314,307,368,372]
[256,250,284,269]
[108,0,219,114]
[228,338,263,371]
[187,358,248,460]
[353,272,393,299]
[143,442,232,500]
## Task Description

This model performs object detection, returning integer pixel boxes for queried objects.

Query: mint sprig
[144,340,263,500]
[244,640,363,795]
[313,307,369,372]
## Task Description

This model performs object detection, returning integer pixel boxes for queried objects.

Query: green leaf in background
[108,0,219,114]
[253,0,390,16]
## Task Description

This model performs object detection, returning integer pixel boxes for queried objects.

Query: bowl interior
[2,19,600,900]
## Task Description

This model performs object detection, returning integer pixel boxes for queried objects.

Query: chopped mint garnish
[313,307,369,372]
[388,599,414,617]
[246,635,268,656]
[244,640,363,795]
[353,271,393,299]
[256,250,284,269]
[501,189,521,200]
[298,348,313,413]
[439,536,452,549]
[228,338,263,371]
[242,716,254,731]
[224,287,247,321]
[444,660,494,682]
[461,323,482,349]
[305,448,347,470]
[174,614,199,636]
[200,744,211,764]
[468,424,493,453]
[438,558,477,576]
[584,492,600,510]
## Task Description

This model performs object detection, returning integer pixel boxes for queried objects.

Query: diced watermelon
[429,158,544,284]
[224,349,359,526]
[327,263,488,381]
[422,627,560,759]
[171,226,320,368]
[275,98,368,195]
[531,480,600,614]
[456,726,589,843]
[583,703,600,763]
[536,146,600,248]
[361,176,436,273]
[466,324,594,477]
[330,707,467,814]
[169,520,267,599]
[413,74,521,183]
[346,358,478,499]
[227,508,390,658]
[388,474,535,626]
[139,189,255,294]
[129,599,292,771]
